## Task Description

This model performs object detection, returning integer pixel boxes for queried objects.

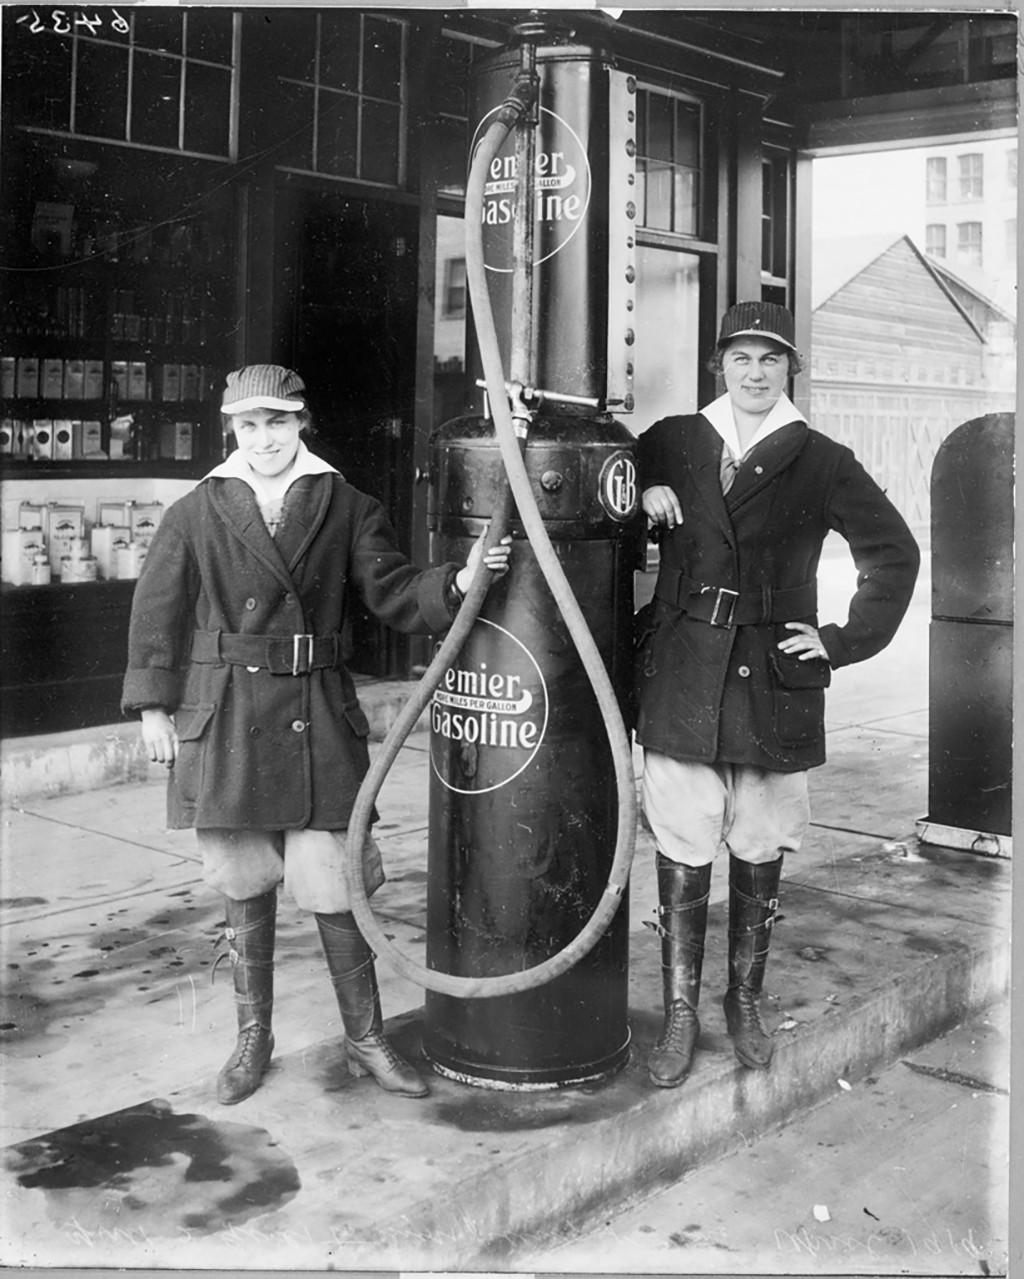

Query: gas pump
[345,20,645,1089]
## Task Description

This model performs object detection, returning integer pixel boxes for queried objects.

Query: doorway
[280,186,420,676]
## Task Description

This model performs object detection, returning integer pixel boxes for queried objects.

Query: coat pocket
[172,703,216,805]
[768,650,830,746]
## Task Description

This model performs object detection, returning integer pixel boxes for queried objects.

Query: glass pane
[135,9,182,55]
[186,10,234,64]
[363,17,403,101]
[275,80,315,170]
[184,63,231,156]
[673,169,698,236]
[317,91,358,178]
[271,12,316,82]
[675,101,700,168]
[131,50,180,149]
[75,39,129,139]
[5,26,72,131]
[360,100,401,185]
[435,115,468,197]
[430,39,472,117]
[634,247,701,429]
[320,11,361,90]
[434,214,468,423]
[646,92,672,162]
[645,162,672,231]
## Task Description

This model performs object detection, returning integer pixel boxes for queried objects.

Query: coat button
[754,466,763,475]
[291,720,306,733]
[284,592,295,605]
[249,726,262,737]
[245,597,257,610]
[738,665,751,678]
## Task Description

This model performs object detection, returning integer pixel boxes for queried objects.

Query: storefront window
[635,87,702,237]
[276,11,407,188]
[633,247,700,432]
[5,8,237,160]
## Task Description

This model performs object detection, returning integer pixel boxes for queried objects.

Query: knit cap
[221,365,306,414]
[717,302,797,353]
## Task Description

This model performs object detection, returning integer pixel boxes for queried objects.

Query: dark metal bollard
[918,412,1013,856]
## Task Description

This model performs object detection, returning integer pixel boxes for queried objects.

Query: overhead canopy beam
[796,80,1018,155]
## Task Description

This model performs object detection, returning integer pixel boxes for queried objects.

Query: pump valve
[475,378,602,412]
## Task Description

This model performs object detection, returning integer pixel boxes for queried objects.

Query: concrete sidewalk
[0,555,1013,1269]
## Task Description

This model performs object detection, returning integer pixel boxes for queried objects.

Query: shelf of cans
[2,417,198,463]
[2,356,216,461]
[2,500,163,586]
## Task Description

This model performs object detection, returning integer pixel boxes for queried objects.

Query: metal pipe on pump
[343,19,642,1087]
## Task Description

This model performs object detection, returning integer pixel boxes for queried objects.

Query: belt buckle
[709,587,738,628]
[291,633,314,675]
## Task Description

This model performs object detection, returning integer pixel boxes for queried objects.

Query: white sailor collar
[700,391,807,460]
[202,438,338,502]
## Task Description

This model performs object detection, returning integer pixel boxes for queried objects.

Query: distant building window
[925,224,947,258]
[1008,149,1018,192]
[635,86,703,236]
[1007,220,1017,266]
[956,221,983,268]
[926,157,947,204]
[442,257,467,318]
[958,153,983,200]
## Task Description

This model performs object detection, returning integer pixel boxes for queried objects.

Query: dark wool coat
[635,414,920,771]
[122,473,459,830]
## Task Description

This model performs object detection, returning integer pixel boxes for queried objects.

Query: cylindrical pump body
[425,413,643,1086]
[467,33,636,409]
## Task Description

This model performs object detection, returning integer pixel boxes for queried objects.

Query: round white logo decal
[474,106,592,274]
[430,619,549,794]
[599,451,638,522]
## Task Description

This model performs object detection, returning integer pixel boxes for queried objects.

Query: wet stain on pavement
[6,1098,301,1236]
[431,1068,641,1133]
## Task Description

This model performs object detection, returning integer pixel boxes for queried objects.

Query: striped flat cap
[717,301,797,352]
[221,365,307,414]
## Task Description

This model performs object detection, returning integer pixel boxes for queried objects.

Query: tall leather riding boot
[315,912,428,1098]
[215,890,277,1104]
[648,855,712,1088]
[722,855,782,1070]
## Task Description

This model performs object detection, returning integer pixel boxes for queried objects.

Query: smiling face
[720,337,791,418]
[229,408,303,478]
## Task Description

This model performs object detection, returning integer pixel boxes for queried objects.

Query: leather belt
[654,571,817,628]
[190,629,341,675]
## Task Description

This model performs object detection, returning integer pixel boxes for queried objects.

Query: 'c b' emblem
[599,452,638,522]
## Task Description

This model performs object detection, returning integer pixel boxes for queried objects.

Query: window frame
[275,11,409,190]
[633,82,705,240]
[10,9,240,162]
[925,223,948,259]
[956,220,983,267]
[926,156,947,205]
[957,152,984,201]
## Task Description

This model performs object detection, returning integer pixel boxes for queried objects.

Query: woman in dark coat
[122,365,509,1104]
[635,303,919,1089]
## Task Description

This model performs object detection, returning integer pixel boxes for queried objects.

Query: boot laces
[731,985,768,1035]
[351,1027,400,1068]
[658,1001,698,1052]
[230,1024,270,1070]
